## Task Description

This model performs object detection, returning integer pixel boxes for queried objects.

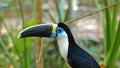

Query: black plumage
[58,23,100,68]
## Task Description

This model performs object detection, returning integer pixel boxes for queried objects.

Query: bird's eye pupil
[58,29,62,32]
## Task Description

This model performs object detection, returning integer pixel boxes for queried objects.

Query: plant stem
[18,0,27,68]
[36,0,44,68]
[54,0,61,22]
[1,17,23,68]
[66,1,120,24]
[106,19,120,68]
[111,0,120,45]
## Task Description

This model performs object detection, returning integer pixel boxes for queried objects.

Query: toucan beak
[18,24,57,38]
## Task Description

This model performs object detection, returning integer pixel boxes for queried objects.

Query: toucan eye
[58,29,62,32]
[57,27,63,33]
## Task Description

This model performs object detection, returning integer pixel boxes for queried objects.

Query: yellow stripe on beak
[52,24,57,32]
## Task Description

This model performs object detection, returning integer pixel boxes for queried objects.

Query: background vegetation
[0,0,120,68]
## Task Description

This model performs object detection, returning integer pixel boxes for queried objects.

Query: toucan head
[18,23,69,39]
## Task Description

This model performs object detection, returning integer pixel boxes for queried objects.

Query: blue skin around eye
[50,27,64,38]
[51,32,57,38]
[57,27,64,34]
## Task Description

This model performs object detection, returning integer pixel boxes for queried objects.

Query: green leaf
[54,0,61,22]
[25,19,36,28]
[95,0,120,67]
[47,12,57,23]
[59,0,65,22]
[118,48,120,58]
[104,0,112,55]
[111,0,120,41]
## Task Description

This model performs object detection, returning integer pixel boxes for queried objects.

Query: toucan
[18,23,100,68]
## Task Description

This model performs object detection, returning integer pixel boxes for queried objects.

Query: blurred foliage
[94,0,120,68]
[45,0,74,23]
[1,0,119,68]
[0,0,35,68]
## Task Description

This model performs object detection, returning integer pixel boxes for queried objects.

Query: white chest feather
[57,32,69,61]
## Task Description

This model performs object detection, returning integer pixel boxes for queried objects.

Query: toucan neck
[64,28,76,45]
[58,23,76,44]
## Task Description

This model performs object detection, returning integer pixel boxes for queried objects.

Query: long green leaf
[95,0,120,68]
[104,0,112,55]
[59,0,65,22]
[105,19,120,68]
[1,21,24,68]
[47,12,57,23]
[54,0,61,22]
[111,0,120,45]
[18,0,27,68]
[94,0,106,58]
[64,0,73,22]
